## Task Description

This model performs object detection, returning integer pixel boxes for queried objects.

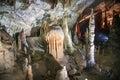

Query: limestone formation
[56,66,69,80]
[0,42,14,73]
[46,25,64,62]
[88,9,96,66]
[61,17,74,53]
[23,58,28,73]
[26,65,33,80]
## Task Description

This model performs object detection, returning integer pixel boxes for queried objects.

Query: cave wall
[0,42,15,73]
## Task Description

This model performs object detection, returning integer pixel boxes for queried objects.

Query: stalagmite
[46,25,64,62]
[26,65,33,80]
[23,58,28,73]
[56,66,69,80]
[88,9,96,66]
[62,17,74,53]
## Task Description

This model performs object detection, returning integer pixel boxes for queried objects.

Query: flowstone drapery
[46,25,64,62]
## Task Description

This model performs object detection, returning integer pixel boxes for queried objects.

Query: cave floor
[0,43,120,80]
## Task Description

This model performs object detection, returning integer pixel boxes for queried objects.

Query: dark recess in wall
[115,0,120,3]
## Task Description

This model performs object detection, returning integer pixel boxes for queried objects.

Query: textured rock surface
[46,25,64,62]
[0,0,95,36]
[0,43,15,73]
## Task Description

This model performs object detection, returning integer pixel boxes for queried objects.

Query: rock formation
[88,9,96,66]
[56,66,69,80]
[46,25,64,62]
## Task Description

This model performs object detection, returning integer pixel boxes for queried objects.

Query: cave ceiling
[0,0,119,36]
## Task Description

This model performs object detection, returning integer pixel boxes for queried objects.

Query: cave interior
[0,0,120,80]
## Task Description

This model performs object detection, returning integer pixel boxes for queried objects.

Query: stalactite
[46,25,64,62]
[88,9,96,67]
[61,17,74,53]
